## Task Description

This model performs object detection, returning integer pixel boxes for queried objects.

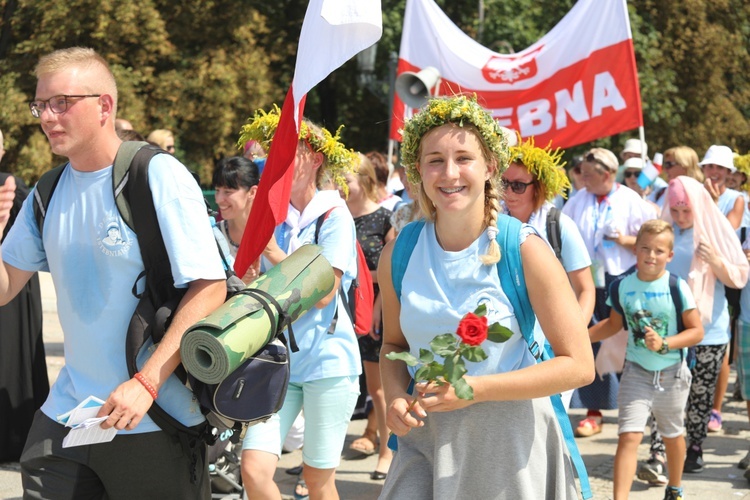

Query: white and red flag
[234,0,382,277]
[391,0,642,149]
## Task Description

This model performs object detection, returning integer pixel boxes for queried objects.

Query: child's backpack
[608,268,696,370]
[32,141,291,446]
[315,208,375,336]
[391,214,592,500]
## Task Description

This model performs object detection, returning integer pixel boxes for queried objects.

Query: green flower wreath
[237,104,359,195]
[509,136,571,201]
[400,95,510,185]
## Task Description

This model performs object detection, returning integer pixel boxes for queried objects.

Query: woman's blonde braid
[480,178,502,265]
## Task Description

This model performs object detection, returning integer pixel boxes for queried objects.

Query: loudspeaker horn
[395,66,441,109]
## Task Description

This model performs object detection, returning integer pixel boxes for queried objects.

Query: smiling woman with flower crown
[377,96,595,499]
[502,137,595,329]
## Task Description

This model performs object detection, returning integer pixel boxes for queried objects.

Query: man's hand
[97,377,156,431]
[0,175,16,234]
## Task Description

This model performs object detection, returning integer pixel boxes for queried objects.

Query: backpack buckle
[529,340,541,360]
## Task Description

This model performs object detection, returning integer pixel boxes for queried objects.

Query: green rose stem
[386,307,515,428]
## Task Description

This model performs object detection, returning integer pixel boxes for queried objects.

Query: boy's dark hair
[212,156,260,190]
[636,219,674,250]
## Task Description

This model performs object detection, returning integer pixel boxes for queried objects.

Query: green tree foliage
[0,0,749,186]
[0,0,276,184]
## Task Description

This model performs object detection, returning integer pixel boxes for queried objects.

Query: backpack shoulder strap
[391,220,425,302]
[314,208,336,244]
[609,277,624,317]
[545,207,563,262]
[494,214,592,499]
[33,163,68,237]
[113,141,152,231]
[669,273,684,333]
[495,214,539,356]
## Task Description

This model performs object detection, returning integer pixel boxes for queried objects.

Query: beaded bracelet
[134,372,158,400]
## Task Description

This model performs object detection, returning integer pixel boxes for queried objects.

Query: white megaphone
[395,66,441,109]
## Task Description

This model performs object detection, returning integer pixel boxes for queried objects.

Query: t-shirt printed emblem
[97,218,131,256]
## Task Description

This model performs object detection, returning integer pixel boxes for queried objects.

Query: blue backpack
[390,214,592,500]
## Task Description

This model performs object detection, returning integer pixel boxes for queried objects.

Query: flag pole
[638,125,646,164]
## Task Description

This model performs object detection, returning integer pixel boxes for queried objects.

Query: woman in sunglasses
[501,138,595,329]
[621,157,661,213]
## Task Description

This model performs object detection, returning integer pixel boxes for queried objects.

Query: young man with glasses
[562,147,658,439]
[0,47,227,498]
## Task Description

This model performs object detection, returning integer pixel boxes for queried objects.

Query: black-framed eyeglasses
[29,94,101,118]
[501,178,534,194]
[165,145,175,152]
[623,170,640,179]
[663,160,680,170]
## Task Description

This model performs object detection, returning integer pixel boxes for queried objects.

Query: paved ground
[2,272,750,499]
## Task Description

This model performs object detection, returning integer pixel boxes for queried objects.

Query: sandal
[349,430,378,456]
[285,463,303,476]
[574,416,602,437]
[293,478,309,500]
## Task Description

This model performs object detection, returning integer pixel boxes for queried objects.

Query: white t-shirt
[563,184,657,278]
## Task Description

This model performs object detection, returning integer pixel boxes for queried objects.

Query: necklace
[221,220,241,249]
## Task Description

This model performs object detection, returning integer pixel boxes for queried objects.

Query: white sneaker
[637,456,668,485]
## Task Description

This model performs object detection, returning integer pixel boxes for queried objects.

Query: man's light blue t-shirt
[2,154,226,433]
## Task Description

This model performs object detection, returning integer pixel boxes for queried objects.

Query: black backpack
[609,268,696,369]
[32,142,290,450]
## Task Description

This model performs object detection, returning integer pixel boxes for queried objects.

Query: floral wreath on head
[400,95,510,185]
[508,136,571,201]
[237,104,359,195]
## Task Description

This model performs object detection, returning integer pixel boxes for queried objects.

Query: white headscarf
[661,176,749,321]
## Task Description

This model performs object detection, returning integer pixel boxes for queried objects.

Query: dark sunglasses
[501,178,534,194]
[623,170,640,179]
[663,160,680,170]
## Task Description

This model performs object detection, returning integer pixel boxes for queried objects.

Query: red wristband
[134,372,158,400]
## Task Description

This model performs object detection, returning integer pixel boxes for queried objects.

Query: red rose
[456,312,488,346]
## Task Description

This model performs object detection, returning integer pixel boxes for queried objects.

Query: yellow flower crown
[735,152,750,190]
[400,95,510,184]
[237,104,359,195]
[509,136,571,201]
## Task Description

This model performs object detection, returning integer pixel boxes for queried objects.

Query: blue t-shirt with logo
[2,154,226,434]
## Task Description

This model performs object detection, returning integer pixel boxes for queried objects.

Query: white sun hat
[622,157,645,170]
[621,138,648,159]
[699,144,736,173]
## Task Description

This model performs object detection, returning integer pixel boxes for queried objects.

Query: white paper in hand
[57,396,118,448]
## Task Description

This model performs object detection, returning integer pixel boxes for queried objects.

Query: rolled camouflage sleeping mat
[180,244,335,384]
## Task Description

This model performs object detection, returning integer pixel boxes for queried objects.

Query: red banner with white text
[391,0,642,149]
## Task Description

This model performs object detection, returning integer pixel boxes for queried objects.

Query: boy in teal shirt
[590,220,704,500]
